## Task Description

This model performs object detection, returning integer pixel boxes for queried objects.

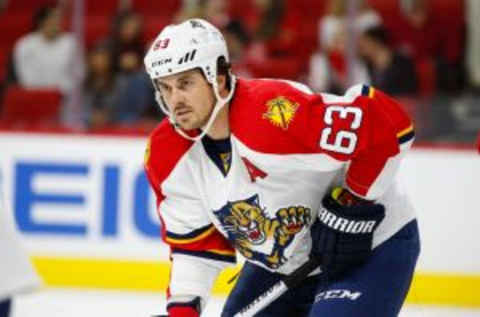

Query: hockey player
[144,19,420,317]
[0,183,41,316]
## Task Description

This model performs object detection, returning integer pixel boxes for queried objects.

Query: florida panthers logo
[263,96,299,130]
[213,195,311,269]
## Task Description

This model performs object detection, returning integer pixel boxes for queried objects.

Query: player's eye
[158,83,171,94]
[178,79,192,90]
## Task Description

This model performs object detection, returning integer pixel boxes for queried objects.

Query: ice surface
[11,288,480,317]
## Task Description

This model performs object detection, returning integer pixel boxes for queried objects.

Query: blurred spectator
[251,0,300,57]
[174,0,200,23]
[308,0,379,93]
[391,0,465,94]
[83,44,121,128]
[84,42,158,129]
[201,0,230,27]
[466,0,480,91]
[244,0,305,79]
[174,0,230,28]
[223,20,253,78]
[319,0,381,54]
[113,71,158,124]
[0,0,7,13]
[85,10,161,129]
[393,0,450,60]
[13,5,83,93]
[252,0,285,41]
[358,26,418,96]
[105,10,145,74]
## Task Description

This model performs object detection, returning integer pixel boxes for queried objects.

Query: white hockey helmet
[144,18,236,141]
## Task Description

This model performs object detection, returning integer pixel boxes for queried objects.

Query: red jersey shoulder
[320,85,412,135]
[316,85,372,159]
[230,78,319,154]
[317,85,414,160]
[144,119,194,191]
[238,78,316,115]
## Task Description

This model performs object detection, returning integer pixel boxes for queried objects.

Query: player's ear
[217,74,228,96]
[217,74,226,88]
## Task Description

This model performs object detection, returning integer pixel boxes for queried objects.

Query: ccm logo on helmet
[318,208,377,234]
[151,58,172,68]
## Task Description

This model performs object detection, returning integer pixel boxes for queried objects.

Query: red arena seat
[1,86,63,124]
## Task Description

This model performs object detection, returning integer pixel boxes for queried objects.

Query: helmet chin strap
[172,74,237,142]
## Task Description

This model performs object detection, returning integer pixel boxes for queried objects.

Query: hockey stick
[152,258,323,317]
[233,257,322,317]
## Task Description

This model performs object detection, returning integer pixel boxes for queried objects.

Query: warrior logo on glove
[214,195,312,269]
[318,208,377,234]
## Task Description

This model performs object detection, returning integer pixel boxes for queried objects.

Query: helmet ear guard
[144,19,236,141]
[153,90,173,124]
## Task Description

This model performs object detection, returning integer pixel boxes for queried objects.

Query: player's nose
[170,89,186,111]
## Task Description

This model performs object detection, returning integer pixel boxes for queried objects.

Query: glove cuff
[331,187,372,206]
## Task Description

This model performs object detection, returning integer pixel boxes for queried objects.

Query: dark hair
[84,43,115,91]
[32,5,57,31]
[217,56,232,90]
[363,26,390,46]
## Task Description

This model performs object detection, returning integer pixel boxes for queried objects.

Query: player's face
[155,69,216,130]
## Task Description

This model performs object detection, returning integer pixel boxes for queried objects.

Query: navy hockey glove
[312,188,385,280]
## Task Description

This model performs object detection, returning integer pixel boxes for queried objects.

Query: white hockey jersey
[0,188,41,300]
[145,78,416,301]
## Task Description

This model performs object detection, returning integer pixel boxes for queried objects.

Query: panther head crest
[213,195,268,245]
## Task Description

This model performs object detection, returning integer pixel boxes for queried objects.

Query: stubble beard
[176,112,207,131]
[176,98,216,132]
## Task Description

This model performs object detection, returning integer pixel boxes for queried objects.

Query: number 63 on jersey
[319,106,363,155]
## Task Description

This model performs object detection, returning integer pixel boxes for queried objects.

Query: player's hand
[311,188,385,280]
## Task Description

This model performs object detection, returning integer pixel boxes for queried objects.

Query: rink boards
[1,132,478,307]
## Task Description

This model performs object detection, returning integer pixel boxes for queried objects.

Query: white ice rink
[10,288,480,317]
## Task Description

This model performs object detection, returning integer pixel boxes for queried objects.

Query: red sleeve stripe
[167,297,201,316]
[165,224,216,245]
[172,248,236,263]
